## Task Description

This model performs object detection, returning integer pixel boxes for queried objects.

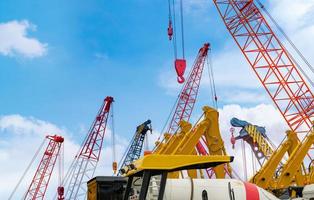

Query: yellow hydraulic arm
[275,131,314,190]
[251,130,300,189]
[154,106,231,178]
[155,121,192,155]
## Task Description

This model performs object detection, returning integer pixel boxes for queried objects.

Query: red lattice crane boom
[167,43,210,134]
[24,135,64,200]
[165,43,225,177]
[213,0,314,136]
[64,96,114,200]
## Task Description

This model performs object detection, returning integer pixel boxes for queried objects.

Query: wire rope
[8,137,46,200]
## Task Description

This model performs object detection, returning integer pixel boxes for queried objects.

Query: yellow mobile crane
[87,106,287,200]
[251,129,314,197]
[231,118,314,197]
[87,106,236,200]
[275,131,314,190]
[153,106,231,179]
[250,130,301,189]
[115,106,280,200]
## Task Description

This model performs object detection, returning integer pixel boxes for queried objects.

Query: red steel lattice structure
[213,1,314,136]
[165,43,230,177]
[24,135,64,200]
[65,96,114,200]
[167,43,210,134]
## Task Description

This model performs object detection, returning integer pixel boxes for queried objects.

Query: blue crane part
[118,120,152,175]
[230,117,273,166]
[231,117,266,138]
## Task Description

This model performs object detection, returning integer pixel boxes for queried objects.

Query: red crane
[167,0,187,83]
[24,135,64,200]
[164,43,229,177]
[167,43,210,134]
[212,0,314,151]
[64,96,114,200]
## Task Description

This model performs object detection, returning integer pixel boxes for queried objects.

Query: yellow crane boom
[275,131,314,190]
[153,106,231,179]
[251,130,300,189]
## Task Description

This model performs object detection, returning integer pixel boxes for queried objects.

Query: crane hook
[175,59,186,84]
[168,20,173,40]
[177,76,185,84]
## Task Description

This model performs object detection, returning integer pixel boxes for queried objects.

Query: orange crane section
[212,0,314,136]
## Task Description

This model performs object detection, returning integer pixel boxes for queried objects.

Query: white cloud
[219,90,269,104]
[269,0,314,32]
[0,114,128,199]
[0,115,78,199]
[266,0,314,86]
[0,114,64,136]
[183,0,211,14]
[0,20,47,58]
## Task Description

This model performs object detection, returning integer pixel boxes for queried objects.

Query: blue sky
[0,0,176,136]
[1,0,314,198]
[0,0,265,139]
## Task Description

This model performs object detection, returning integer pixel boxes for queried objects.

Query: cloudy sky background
[0,0,313,198]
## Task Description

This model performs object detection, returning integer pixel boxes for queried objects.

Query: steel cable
[9,137,46,200]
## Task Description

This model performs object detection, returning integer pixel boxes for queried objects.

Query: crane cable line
[256,0,314,88]
[168,0,178,58]
[8,137,46,200]
[206,46,218,109]
[110,103,116,167]
[179,0,185,59]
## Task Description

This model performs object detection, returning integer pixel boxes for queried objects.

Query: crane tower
[213,0,314,136]
[64,96,114,200]
[24,135,64,200]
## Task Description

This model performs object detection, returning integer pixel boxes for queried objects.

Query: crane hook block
[57,186,64,200]
[175,59,186,84]
[168,21,173,40]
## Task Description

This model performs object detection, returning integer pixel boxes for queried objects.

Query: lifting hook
[175,59,186,84]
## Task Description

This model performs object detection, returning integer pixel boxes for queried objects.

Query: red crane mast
[24,135,64,200]
[165,41,241,178]
[64,96,114,200]
[165,43,224,177]
[213,0,314,136]
[167,43,210,134]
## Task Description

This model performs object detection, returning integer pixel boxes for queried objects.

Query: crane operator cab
[121,153,236,200]
[87,153,282,200]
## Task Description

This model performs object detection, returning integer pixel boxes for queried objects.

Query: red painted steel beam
[65,96,113,200]
[167,43,210,134]
[24,135,64,200]
[212,0,314,156]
